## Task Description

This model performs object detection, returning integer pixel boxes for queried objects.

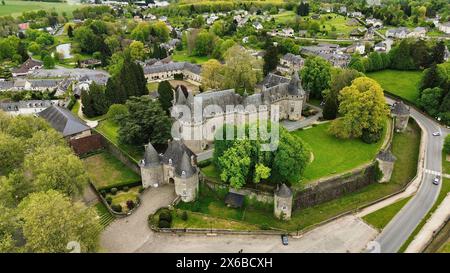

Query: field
[291,122,385,183]
[362,196,412,230]
[319,13,356,36]
[272,10,296,24]
[0,1,85,17]
[171,50,211,64]
[83,151,141,190]
[367,70,423,104]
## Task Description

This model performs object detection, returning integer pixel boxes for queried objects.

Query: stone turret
[376,150,396,183]
[391,101,410,132]
[174,151,199,202]
[286,71,304,121]
[274,183,293,220]
[140,143,163,188]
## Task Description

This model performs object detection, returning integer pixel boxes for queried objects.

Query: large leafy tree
[0,132,26,176]
[201,59,224,90]
[418,87,443,117]
[18,190,101,253]
[222,45,263,94]
[23,145,89,198]
[330,77,388,140]
[118,96,171,146]
[218,140,252,189]
[81,83,109,118]
[301,56,332,99]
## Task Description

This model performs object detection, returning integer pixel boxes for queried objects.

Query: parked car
[281,234,289,246]
[433,176,440,185]
[432,132,441,136]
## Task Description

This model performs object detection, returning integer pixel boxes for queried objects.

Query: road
[372,98,447,253]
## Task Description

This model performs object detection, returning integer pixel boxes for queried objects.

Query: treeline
[349,39,447,73]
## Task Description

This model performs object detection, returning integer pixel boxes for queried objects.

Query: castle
[139,140,199,202]
[172,72,306,152]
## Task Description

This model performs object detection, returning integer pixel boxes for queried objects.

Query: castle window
[168,159,172,165]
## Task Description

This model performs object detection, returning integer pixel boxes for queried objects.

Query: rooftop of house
[37,105,90,137]
[276,183,292,198]
[12,58,43,75]
[391,101,410,115]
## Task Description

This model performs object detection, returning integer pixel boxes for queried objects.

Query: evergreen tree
[17,42,29,63]
[412,39,430,69]
[322,90,338,120]
[420,63,442,91]
[431,41,446,65]
[67,25,74,38]
[81,89,95,117]
[157,81,174,114]
[89,83,109,116]
[263,43,278,76]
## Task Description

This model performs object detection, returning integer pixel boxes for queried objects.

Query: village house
[374,39,394,53]
[438,22,450,34]
[12,58,43,77]
[301,44,351,68]
[366,18,383,28]
[0,100,66,116]
[252,21,263,30]
[38,105,91,140]
[79,59,102,68]
[277,53,305,74]
[142,61,202,83]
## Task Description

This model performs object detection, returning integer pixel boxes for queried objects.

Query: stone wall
[293,163,378,209]
[95,131,141,175]
[69,133,105,156]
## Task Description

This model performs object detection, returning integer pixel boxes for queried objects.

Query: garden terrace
[82,151,141,190]
[105,186,141,214]
[367,70,422,104]
[186,120,420,232]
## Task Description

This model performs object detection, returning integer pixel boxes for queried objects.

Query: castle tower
[274,183,293,220]
[376,150,396,183]
[286,72,304,121]
[391,101,410,132]
[174,151,199,202]
[139,143,163,188]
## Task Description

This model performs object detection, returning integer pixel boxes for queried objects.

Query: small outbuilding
[224,192,245,208]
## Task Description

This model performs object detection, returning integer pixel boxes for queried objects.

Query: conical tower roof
[143,142,160,166]
[276,183,292,198]
[176,86,186,104]
[175,151,196,178]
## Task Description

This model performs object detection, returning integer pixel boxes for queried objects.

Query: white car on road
[432,132,441,136]
[433,176,440,185]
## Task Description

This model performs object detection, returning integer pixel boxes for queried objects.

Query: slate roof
[143,61,201,75]
[0,81,14,90]
[391,101,410,115]
[377,150,396,162]
[224,192,245,208]
[0,100,65,112]
[259,73,290,89]
[175,151,197,177]
[142,143,161,166]
[281,53,304,65]
[12,58,43,75]
[161,139,196,166]
[37,105,90,137]
[276,183,292,198]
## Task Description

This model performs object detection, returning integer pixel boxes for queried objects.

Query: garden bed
[104,186,141,214]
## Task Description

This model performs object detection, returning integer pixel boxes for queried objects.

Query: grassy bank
[362,196,412,230]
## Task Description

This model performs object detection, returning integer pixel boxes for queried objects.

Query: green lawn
[362,196,412,230]
[291,122,385,183]
[442,151,450,175]
[83,151,140,190]
[71,99,80,116]
[0,1,85,17]
[185,120,421,232]
[272,10,296,24]
[367,70,423,104]
[147,82,159,93]
[320,13,356,36]
[439,241,450,253]
[95,119,144,162]
[172,50,211,64]
[106,186,140,213]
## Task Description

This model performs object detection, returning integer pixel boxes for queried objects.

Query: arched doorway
[169,178,174,184]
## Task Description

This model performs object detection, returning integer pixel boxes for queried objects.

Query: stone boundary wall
[93,129,141,175]
[69,133,105,156]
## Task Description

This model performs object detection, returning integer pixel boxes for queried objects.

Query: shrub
[110,188,118,195]
[105,196,112,204]
[374,161,383,183]
[444,135,450,154]
[159,211,172,223]
[100,190,107,197]
[361,129,382,144]
[260,223,270,230]
[192,201,201,212]
[111,204,122,213]
[181,211,188,221]
[123,186,129,192]
[126,200,135,210]
[107,104,128,124]
[197,159,212,168]
[138,186,144,193]
[158,219,171,228]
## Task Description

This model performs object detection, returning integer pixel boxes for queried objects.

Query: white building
[438,22,450,34]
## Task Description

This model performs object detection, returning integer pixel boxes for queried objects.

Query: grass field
[320,13,356,36]
[291,122,385,183]
[0,1,85,17]
[189,121,420,232]
[172,50,211,64]
[442,151,450,175]
[83,151,140,190]
[362,196,412,230]
[367,70,423,104]
[272,10,296,24]
[95,119,144,162]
